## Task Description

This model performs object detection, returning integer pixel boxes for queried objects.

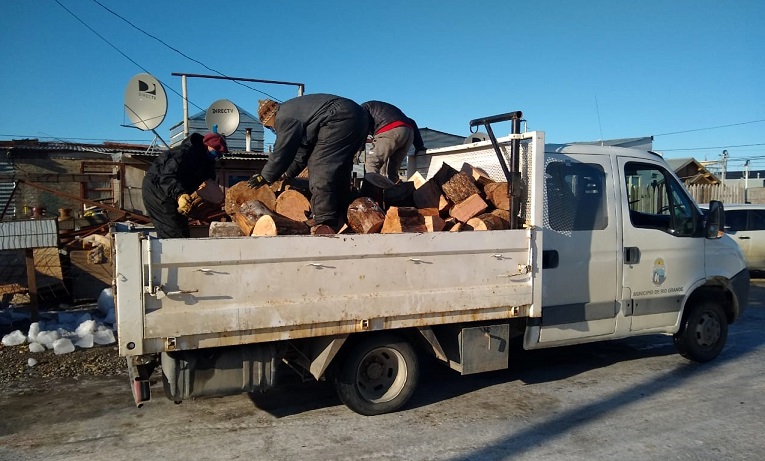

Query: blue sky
[1,1,763,171]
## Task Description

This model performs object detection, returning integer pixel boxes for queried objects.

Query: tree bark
[440,171,481,204]
[484,182,510,211]
[225,181,277,216]
[208,221,245,237]
[466,213,508,231]
[252,214,310,236]
[231,200,274,236]
[347,197,386,234]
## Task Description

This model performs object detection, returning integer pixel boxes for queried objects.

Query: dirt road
[2,280,764,461]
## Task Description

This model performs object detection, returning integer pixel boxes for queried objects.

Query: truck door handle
[738,236,750,240]
[625,247,641,264]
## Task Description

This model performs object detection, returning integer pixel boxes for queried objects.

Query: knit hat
[258,99,279,127]
[203,132,228,153]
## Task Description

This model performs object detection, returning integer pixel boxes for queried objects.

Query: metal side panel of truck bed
[115,227,537,356]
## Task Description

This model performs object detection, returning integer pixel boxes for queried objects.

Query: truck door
[537,153,620,343]
[619,159,705,332]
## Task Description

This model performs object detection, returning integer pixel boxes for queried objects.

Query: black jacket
[361,100,426,151]
[145,132,216,199]
[262,94,364,182]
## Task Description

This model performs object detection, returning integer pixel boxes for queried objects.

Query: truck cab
[524,143,749,361]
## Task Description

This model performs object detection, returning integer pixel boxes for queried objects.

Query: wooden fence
[685,184,745,205]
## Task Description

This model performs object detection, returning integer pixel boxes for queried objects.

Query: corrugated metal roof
[0,139,268,161]
[0,218,58,250]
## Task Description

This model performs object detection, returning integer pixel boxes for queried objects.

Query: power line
[53,0,205,113]
[653,119,765,137]
[89,0,282,102]
[658,142,765,152]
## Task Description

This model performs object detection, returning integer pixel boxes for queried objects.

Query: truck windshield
[625,162,697,237]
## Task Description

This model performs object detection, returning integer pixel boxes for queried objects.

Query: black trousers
[308,100,368,226]
[142,175,189,239]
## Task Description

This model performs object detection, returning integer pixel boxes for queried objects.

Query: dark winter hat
[203,132,228,153]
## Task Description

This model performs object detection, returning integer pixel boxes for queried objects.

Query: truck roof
[546,142,665,162]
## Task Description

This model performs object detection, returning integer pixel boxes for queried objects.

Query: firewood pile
[210,163,516,238]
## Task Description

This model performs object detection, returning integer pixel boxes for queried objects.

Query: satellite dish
[205,99,240,136]
[464,132,490,144]
[124,73,167,131]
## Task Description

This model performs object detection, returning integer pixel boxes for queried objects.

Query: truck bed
[115,228,535,356]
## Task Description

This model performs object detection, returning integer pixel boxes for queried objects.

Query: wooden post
[25,248,38,322]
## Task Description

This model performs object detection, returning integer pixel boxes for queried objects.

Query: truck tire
[673,300,728,362]
[333,334,419,416]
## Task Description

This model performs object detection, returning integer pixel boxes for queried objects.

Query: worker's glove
[247,174,268,189]
[177,193,193,216]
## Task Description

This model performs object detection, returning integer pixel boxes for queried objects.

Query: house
[169,104,266,152]
[666,158,721,185]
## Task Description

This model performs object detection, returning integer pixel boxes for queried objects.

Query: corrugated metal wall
[0,154,15,218]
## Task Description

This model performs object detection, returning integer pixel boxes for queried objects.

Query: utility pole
[744,159,750,203]
[720,150,728,202]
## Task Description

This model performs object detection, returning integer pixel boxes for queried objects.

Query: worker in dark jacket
[142,132,228,238]
[361,100,426,182]
[248,94,368,230]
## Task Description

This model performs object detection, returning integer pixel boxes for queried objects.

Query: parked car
[702,203,765,272]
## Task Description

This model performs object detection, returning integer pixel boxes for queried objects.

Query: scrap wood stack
[213,163,515,238]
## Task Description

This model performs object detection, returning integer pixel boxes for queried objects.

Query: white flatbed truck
[114,111,749,415]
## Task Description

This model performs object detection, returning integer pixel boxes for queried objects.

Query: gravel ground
[0,342,126,390]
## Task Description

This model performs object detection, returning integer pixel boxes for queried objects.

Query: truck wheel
[673,300,728,362]
[333,334,419,416]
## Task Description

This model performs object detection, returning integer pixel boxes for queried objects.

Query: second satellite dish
[205,99,240,136]
[124,73,167,131]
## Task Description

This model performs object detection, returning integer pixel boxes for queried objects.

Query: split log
[187,180,225,221]
[449,193,488,223]
[466,213,508,231]
[484,182,510,211]
[432,162,459,187]
[490,209,511,228]
[407,171,427,189]
[449,222,465,232]
[381,207,427,233]
[252,214,310,236]
[311,224,336,235]
[347,197,386,234]
[424,215,446,232]
[275,189,311,222]
[438,195,453,218]
[232,200,275,236]
[208,221,245,237]
[440,172,481,205]
[224,181,276,216]
[460,163,494,188]
[412,178,443,210]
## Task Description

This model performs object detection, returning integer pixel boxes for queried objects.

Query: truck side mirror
[705,200,725,239]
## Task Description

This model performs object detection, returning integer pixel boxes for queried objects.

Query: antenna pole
[182,74,189,139]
